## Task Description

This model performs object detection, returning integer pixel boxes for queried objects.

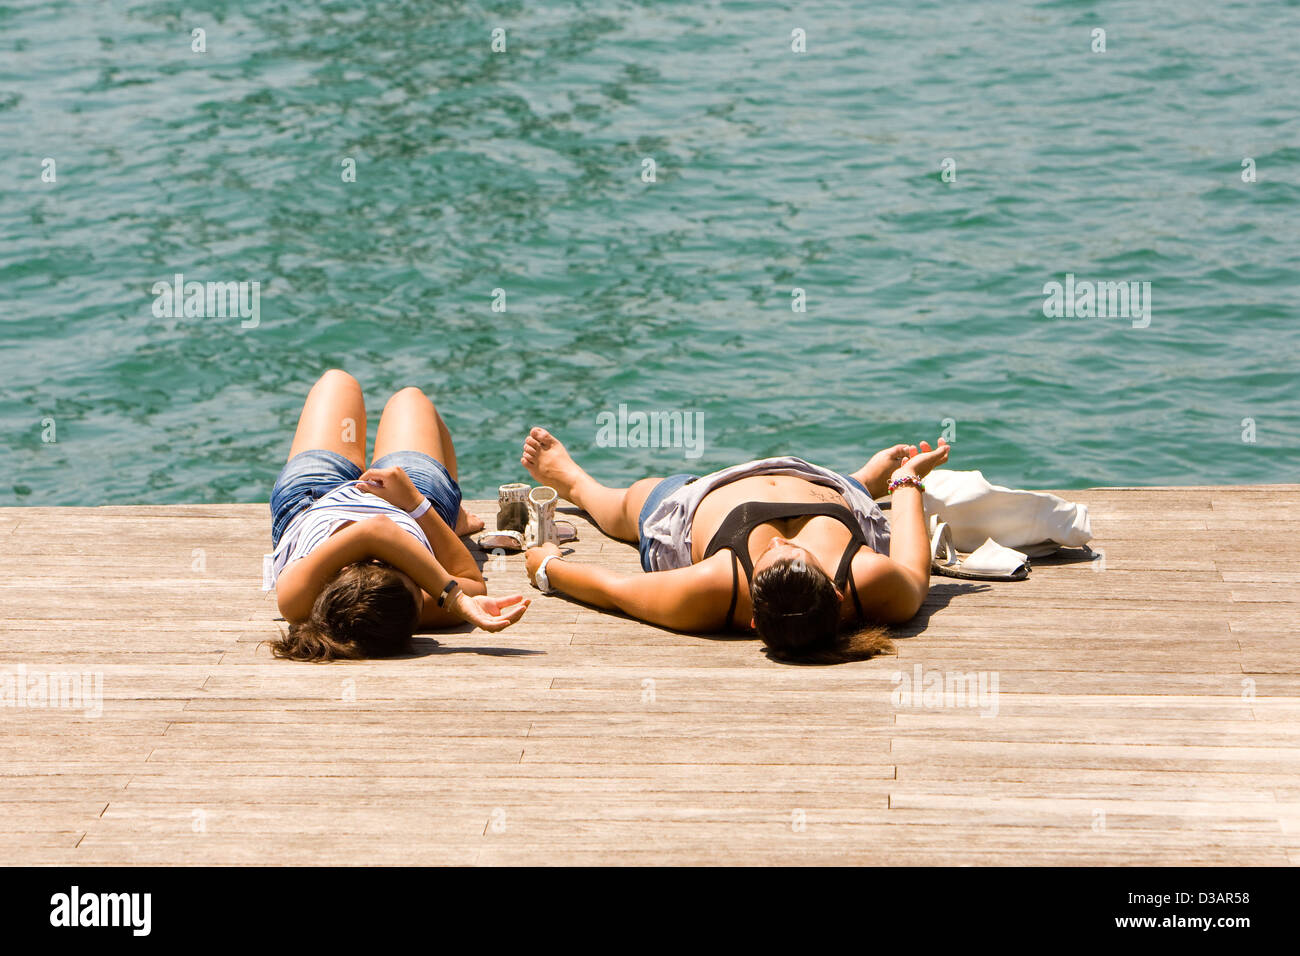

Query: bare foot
[455,507,485,536]
[520,427,587,501]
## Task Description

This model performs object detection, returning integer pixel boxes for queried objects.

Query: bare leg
[520,427,659,542]
[373,386,484,535]
[287,369,367,469]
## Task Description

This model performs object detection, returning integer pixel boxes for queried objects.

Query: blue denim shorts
[270,448,463,547]
[634,471,874,572]
[636,473,698,571]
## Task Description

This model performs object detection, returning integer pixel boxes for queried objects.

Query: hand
[449,591,530,632]
[355,466,423,512]
[525,542,562,586]
[893,437,950,481]
[862,444,912,497]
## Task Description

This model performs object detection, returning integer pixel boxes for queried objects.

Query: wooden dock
[3,485,1298,865]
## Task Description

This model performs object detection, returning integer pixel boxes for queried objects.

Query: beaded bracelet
[887,474,925,495]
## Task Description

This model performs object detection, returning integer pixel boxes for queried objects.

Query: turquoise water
[2,0,1297,506]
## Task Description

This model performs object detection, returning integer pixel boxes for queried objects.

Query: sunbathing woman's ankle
[455,507,485,536]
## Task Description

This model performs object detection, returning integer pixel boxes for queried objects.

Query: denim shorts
[634,471,874,572]
[270,448,463,548]
[636,473,699,572]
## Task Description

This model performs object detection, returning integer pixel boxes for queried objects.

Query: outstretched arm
[855,437,950,622]
[525,545,735,633]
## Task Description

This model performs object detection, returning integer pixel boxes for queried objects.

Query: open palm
[897,438,950,480]
[453,592,530,632]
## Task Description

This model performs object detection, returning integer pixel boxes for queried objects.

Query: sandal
[478,483,580,551]
[931,515,1029,581]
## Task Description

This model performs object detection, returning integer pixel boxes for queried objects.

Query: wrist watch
[534,554,561,594]
[436,578,460,608]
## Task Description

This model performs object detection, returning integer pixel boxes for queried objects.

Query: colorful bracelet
[887,474,925,495]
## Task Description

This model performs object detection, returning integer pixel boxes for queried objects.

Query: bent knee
[389,385,435,408]
[318,368,361,390]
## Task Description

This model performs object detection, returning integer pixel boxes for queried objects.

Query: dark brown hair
[751,555,894,665]
[271,560,419,662]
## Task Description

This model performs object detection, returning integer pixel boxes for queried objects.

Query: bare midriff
[687,474,858,568]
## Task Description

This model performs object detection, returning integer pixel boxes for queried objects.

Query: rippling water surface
[2,0,1297,505]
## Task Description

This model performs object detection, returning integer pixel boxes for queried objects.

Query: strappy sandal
[476,529,526,552]
[930,515,1030,581]
[477,485,578,552]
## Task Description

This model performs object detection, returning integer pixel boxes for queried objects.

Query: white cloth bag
[923,469,1092,556]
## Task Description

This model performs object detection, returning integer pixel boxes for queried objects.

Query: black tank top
[701,501,870,630]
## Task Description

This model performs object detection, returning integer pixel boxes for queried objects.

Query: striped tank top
[270,484,432,582]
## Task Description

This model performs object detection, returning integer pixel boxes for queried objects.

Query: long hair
[271,559,419,662]
[750,555,895,665]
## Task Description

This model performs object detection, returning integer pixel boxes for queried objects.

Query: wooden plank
[2,489,1299,865]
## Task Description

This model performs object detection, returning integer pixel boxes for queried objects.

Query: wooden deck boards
[2,486,1298,865]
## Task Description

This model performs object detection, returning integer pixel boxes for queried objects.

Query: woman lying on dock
[268,370,528,661]
[521,428,949,663]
